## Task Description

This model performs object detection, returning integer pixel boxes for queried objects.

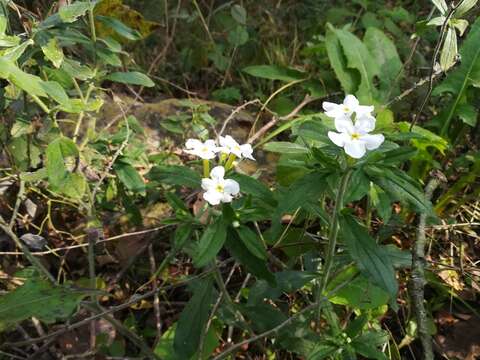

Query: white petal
[328,131,349,147]
[361,134,384,150]
[240,144,255,160]
[203,190,222,205]
[344,140,367,159]
[185,138,202,149]
[355,114,376,134]
[335,117,355,133]
[224,179,240,195]
[204,139,219,151]
[224,135,239,148]
[200,149,217,160]
[322,101,340,112]
[356,104,374,116]
[210,166,225,180]
[201,178,215,191]
[220,193,233,203]
[218,136,227,147]
[343,95,359,110]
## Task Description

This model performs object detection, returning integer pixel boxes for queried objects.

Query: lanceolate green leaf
[433,17,480,135]
[340,215,398,301]
[113,161,146,194]
[364,27,402,100]
[325,27,358,94]
[242,65,306,82]
[173,279,214,359]
[331,26,379,103]
[0,269,89,331]
[106,71,155,87]
[193,218,227,267]
[235,226,267,260]
[46,137,78,187]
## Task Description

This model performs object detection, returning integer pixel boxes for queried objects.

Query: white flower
[201,166,240,205]
[322,94,374,121]
[328,115,384,159]
[185,139,219,160]
[219,135,255,160]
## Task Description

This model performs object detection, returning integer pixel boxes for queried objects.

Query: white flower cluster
[323,95,384,159]
[184,135,254,205]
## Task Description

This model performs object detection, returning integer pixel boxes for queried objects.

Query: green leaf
[173,224,192,251]
[235,226,267,260]
[0,58,47,98]
[325,27,358,94]
[229,173,277,208]
[440,27,457,71]
[193,218,227,267]
[330,25,379,103]
[365,165,433,213]
[62,58,95,80]
[456,103,477,126]
[146,165,201,188]
[61,173,87,200]
[231,4,247,24]
[173,279,214,359]
[40,81,69,105]
[2,39,34,61]
[328,266,390,310]
[45,137,78,187]
[227,25,249,46]
[113,161,146,194]
[340,215,398,301]
[263,141,310,154]
[59,1,91,22]
[106,71,155,87]
[364,27,402,100]
[455,0,478,17]
[96,15,141,40]
[243,65,306,82]
[432,17,480,136]
[0,269,89,331]
[225,228,275,284]
[432,0,448,14]
[41,38,64,68]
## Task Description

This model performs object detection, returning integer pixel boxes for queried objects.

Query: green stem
[224,154,236,171]
[316,168,353,322]
[30,94,50,114]
[203,159,210,178]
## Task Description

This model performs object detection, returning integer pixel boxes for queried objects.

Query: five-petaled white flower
[201,166,240,205]
[219,135,255,160]
[327,115,384,159]
[323,94,374,121]
[185,139,219,159]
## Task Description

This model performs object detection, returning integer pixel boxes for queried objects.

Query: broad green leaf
[173,224,192,251]
[0,269,89,331]
[173,280,214,359]
[113,160,146,194]
[2,39,34,61]
[41,38,64,68]
[325,27,358,94]
[193,218,227,267]
[231,4,247,24]
[46,137,78,187]
[308,344,337,360]
[225,228,275,284]
[431,0,448,14]
[227,25,249,46]
[364,27,402,100]
[351,331,389,360]
[328,266,390,309]
[340,215,398,301]
[397,122,449,154]
[95,15,141,40]
[263,141,309,154]
[146,165,201,188]
[106,71,155,87]
[242,65,306,82]
[332,25,379,103]
[61,173,87,200]
[59,1,91,22]
[40,81,69,105]
[432,17,480,136]
[455,0,478,17]
[62,58,95,80]
[440,27,457,71]
[229,173,277,208]
[60,98,104,113]
[365,165,433,213]
[235,226,267,260]
[0,58,47,98]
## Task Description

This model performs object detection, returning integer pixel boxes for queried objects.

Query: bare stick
[409,170,446,360]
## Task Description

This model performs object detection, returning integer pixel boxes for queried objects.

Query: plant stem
[203,159,210,178]
[224,154,236,170]
[316,168,353,322]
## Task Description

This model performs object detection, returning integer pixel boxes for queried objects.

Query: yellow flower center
[351,133,360,140]
[343,106,350,113]
[202,147,209,152]
[215,184,224,193]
